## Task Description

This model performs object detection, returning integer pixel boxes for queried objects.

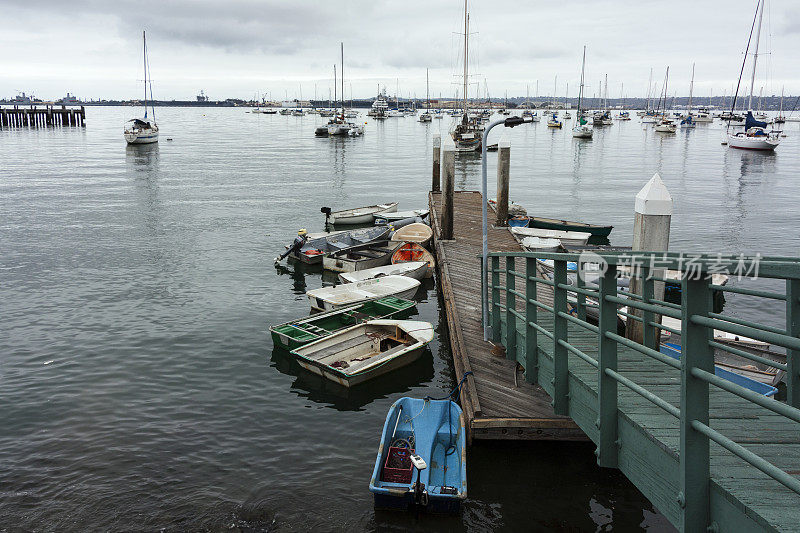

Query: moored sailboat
[124,31,159,145]
[572,46,593,139]
[450,0,482,152]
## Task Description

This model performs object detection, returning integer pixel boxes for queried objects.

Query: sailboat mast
[463,0,469,115]
[142,31,147,117]
[341,42,345,113]
[578,46,586,115]
[333,65,337,110]
[748,0,764,110]
[646,67,653,111]
[426,68,430,110]
[689,63,695,113]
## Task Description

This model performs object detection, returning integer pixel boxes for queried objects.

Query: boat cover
[744,111,767,130]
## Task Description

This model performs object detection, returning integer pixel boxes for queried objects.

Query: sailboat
[571,46,593,139]
[419,69,433,122]
[726,0,780,151]
[654,67,677,133]
[681,64,696,128]
[315,43,364,137]
[450,0,483,152]
[774,86,786,124]
[616,83,630,120]
[124,31,159,144]
[563,83,571,119]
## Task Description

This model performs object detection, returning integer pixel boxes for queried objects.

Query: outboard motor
[320,206,332,225]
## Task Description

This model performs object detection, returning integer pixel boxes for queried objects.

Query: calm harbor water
[2,106,797,531]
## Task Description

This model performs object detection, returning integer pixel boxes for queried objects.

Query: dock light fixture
[481,116,534,341]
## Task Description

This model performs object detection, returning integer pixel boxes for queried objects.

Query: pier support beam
[432,133,441,192]
[441,136,456,240]
[495,137,510,227]
[626,173,672,344]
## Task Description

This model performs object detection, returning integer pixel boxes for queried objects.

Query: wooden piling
[495,137,511,227]
[626,173,672,343]
[432,133,441,192]
[441,136,456,240]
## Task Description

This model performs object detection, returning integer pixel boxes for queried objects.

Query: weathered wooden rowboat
[369,397,466,513]
[511,215,613,238]
[510,226,591,246]
[325,203,398,225]
[391,223,433,248]
[270,296,416,350]
[291,226,390,265]
[392,242,435,279]
[322,240,403,273]
[339,261,428,284]
[306,275,421,312]
[290,320,434,387]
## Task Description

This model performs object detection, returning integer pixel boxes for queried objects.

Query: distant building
[58,92,80,104]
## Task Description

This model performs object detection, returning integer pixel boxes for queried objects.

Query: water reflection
[125,143,160,170]
[274,262,310,295]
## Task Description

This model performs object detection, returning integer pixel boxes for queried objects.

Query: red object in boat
[381,446,415,483]
[391,242,434,277]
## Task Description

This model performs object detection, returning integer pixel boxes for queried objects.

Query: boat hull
[338,261,428,284]
[369,397,466,513]
[306,276,421,312]
[329,203,398,225]
[392,242,435,278]
[270,297,416,350]
[124,130,159,144]
[727,133,779,151]
[526,217,613,238]
[322,241,402,273]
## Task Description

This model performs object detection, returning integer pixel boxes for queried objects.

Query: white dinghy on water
[323,203,398,225]
[726,0,780,151]
[124,31,159,145]
[306,275,420,312]
[338,261,428,284]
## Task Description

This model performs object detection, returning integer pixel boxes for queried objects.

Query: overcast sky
[2,0,798,101]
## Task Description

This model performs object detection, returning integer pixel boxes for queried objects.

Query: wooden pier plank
[429,191,582,441]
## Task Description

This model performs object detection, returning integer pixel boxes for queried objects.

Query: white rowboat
[306,275,420,312]
[327,203,398,225]
[338,261,428,284]
[510,226,591,246]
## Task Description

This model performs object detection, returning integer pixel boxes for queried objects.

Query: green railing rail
[484,250,800,532]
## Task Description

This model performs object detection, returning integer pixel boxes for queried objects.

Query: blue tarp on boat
[744,111,768,131]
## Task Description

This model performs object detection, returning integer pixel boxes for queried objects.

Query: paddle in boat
[390,223,433,248]
[392,242,435,279]
[322,240,403,273]
[338,261,428,284]
[322,203,398,225]
[270,296,416,350]
[306,275,420,312]
[369,396,466,513]
[289,320,434,387]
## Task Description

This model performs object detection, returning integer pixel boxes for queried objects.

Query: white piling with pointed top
[627,173,673,343]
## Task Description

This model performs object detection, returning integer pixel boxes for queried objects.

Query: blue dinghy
[369,397,466,513]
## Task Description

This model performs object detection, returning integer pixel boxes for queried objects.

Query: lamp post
[481,115,533,341]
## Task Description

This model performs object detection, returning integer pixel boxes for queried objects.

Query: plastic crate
[381,446,415,483]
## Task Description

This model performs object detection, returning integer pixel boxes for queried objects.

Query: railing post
[552,259,569,415]
[506,256,517,362]
[787,278,800,408]
[491,256,501,343]
[597,263,619,468]
[680,275,713,532]
[525,257,539,384]
[576,260,587,322]
[642,266,656,352]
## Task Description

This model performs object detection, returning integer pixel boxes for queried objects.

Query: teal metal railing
[485,251,800,532]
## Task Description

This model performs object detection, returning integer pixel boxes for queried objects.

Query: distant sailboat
[572,46,593,139]
[654,67,677,133]
[681,64,696,128]
[450,0,483,152]
[419,69,433,122]
[124,31,159,144]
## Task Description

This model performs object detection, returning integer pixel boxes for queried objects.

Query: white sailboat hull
[727,133,779,151]
[124,129,159,144]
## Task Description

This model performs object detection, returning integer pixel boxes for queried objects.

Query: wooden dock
[429,190,585,441]
[0,105,85,128]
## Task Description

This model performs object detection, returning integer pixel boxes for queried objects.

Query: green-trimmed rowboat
[270,296,416,350]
